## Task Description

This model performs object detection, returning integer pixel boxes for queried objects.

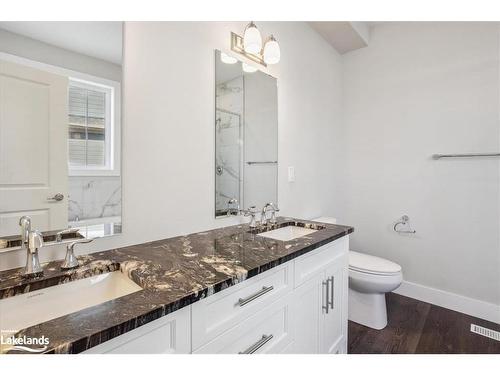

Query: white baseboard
[394,281,500,324]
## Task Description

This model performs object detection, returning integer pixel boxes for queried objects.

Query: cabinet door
[291,273,324,354]
[83,306,191,354]
[321,254,348,354]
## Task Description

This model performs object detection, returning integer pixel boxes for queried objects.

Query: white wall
[339,23,500,312]
[0,28,122,82]
[116,21,341,245]
[0,22,342,269]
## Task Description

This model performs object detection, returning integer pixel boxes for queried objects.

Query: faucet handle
[61,238,95,270]
[67,238,94,251]
[242,205,258,215]
[269,203,280,224]
[242,206,258,228]
[28,230,44,254]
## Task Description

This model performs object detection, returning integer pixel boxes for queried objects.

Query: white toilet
[313,217,403,330]
[348,251,402,329]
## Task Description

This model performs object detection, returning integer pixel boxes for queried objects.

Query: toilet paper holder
[393,215,416,234]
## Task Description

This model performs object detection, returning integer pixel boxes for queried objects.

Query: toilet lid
[349,251,402,275]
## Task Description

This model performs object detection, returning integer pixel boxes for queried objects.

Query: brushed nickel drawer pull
[239,334,274,354]
[322,279,330,314]
[238,285,274,307]
[329,276,335,309]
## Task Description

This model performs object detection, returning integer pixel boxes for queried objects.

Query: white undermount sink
[0,271,142,342]
[257,225,318,241]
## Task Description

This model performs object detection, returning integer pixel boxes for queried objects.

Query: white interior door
[0,59,68,236]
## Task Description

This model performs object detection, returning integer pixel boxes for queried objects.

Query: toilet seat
[349,251,402,276]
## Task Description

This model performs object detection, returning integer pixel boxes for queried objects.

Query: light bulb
[242,63,257,73]
[220,52,237,64]
[243,22,262,54]
[263,35,280,64]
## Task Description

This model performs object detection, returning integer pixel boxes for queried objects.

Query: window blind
[68,84,106,167]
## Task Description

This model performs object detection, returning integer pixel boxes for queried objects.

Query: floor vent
[470,324,500,342]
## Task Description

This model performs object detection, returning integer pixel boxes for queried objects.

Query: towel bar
[432,153,500,159]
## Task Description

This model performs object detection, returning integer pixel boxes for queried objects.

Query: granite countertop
[0,217,353,354]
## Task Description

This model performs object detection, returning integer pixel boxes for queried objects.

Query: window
[68,79,119,176]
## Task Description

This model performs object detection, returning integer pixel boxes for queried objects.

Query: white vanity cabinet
[192,236,349,354]
[83,236,349,354]
[289,237,349,354]
[83,306,191,354]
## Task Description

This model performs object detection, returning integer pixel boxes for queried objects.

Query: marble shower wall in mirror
[0,22,122,247]
[215,50,278,217]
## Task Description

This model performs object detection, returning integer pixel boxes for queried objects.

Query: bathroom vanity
[0,218,353,354]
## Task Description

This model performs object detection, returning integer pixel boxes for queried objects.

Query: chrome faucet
[61,238,94,270]
[260,202,279,227]
[19,216,43,277]
[24,230,44,276]
[242,206,259,228]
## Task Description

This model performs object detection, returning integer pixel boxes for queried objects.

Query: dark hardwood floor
[348,293,500,354]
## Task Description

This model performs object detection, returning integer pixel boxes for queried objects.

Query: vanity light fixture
[263,35,281,65]
[243,22,262,54]
[220,52,237,64]
[231,22,281,67]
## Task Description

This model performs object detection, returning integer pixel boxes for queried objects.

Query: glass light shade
[220,52,237,64]
[263,36,280,64]
[243,22,262,54]
[242,63,258,73]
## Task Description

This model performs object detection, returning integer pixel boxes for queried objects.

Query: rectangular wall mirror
[0,22,123,248]
[215,50,278,217]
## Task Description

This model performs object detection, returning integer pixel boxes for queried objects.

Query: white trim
[68,79,119,176]
[394,280,500,324]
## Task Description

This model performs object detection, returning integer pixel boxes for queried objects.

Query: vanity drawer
[193,292,294,354]
[191,262,292,350]
[294,236,349,287]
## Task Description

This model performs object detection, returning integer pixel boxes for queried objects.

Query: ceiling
[308,21,371,54]
[0,21,123,65]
